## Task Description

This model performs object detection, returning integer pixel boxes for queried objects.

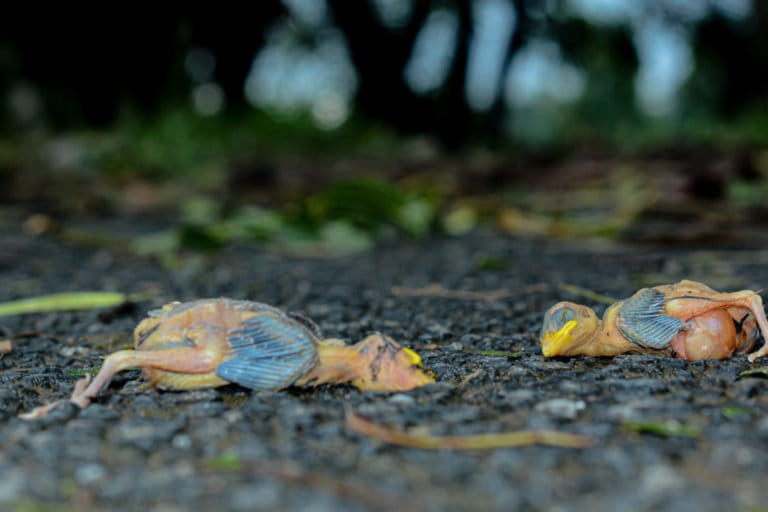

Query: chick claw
[18,400,68,420]
[69,375,94,408]
[19,375,93,421]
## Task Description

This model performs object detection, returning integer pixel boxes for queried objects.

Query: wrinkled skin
[540,280,768,361]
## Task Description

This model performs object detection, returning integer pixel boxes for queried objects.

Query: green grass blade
[623,420,701,438]
[0,292,129,317]
[737,367,768,380]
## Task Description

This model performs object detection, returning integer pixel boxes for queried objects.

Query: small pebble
[75,463,106,486]
[534,398,586,420]
[388,393,415,405]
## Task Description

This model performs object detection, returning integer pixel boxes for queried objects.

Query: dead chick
[22,298,434,419]
[540,280,768,361]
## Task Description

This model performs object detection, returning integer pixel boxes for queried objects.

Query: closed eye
[544,307,576,332]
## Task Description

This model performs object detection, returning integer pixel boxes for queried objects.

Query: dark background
[2,0,768,247]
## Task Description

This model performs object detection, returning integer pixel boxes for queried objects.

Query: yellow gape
[541,320,578,357]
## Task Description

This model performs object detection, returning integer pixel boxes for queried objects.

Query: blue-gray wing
[618,289,684,349]
[215,314,318,390]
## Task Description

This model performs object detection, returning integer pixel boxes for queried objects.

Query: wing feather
[215,314,318,390]
[618,289,684,349]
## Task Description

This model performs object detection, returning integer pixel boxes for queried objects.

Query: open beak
[541,320,578,357]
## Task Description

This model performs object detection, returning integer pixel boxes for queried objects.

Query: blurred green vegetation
[71,108,405,182]
[131,177,438,259]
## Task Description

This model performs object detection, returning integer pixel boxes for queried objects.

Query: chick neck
[572,304,632,357]
[295,339,364,387]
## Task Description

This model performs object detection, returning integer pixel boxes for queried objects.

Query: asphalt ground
[1,224,767,511]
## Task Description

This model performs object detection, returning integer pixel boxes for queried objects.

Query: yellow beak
[402,347,423,367]
[541,320,578,357]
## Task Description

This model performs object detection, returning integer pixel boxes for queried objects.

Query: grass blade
[737,367,768,380]
[0,292,130,317]
[623,420,701,438]
[470,350,522,358]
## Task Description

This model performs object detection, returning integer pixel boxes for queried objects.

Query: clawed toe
[19,375,95,420]
[69,375,94,408]
[19,400,67,421]
[747,346,768,362]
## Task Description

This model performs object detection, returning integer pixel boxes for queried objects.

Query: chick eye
[558,308,575,324]
[544,307,576,332]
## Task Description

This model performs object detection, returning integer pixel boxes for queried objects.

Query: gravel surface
[1,224,767,512]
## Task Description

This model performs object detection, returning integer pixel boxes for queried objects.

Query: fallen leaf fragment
[0,340,12,353]
[391,283,549,302]
[345,411,593,450]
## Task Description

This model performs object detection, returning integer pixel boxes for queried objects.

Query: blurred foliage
[132,178,437,259]
[4,1,768,150]
[87,109,404,182]
[5,2,768,253]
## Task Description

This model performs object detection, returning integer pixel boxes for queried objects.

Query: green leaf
[220,206,283,241]
[396,198,435,237]
[623,420,701,438]
[131,230,179,256]
[178,225,225,251]
[312,178,405,229]
[206,451,242,471]
[180,197,220,225]
[474,255,508,271]
[442,206,478,235]
[722,407,751,419]
[318,221,374,253]
[67,367,101,377]
[737,367,768,380]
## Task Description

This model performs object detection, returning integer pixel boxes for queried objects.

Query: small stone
[600,378,667,394]
[639,464,684,494]
[0,468,24,503]
[230,483,280,510]
[757,416,768,437]
[388,393,415,405]
[187,401,227,418]
[558,380,585,393]
[172,434,192,450]
[75,463,105,486]
[534,398,586,420]
[505,389,535,403]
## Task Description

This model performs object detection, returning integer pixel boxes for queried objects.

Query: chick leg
[70,347,219,407]
[666,290,768,361]
[19,346,220,420]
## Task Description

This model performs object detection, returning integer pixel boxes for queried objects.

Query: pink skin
[670,310,737,360]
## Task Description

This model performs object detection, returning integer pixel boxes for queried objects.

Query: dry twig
[391,283,550,302]
[557,284,616,305]
[346,411,593,450]
[391,282,616,305]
